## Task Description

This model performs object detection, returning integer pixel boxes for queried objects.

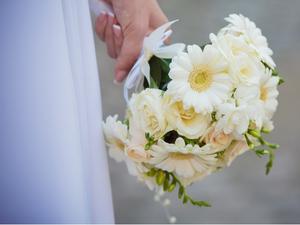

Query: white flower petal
[155,43,185,58]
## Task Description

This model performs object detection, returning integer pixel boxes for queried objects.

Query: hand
[95,0,168,82]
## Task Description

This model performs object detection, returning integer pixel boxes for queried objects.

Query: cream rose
[205,127,233,151]
[128,89,167,139]
[164,97,211,139]
[125,143,150,163]
[221,140,249,166]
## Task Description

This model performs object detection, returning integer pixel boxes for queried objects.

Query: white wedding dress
[0,0,114,223]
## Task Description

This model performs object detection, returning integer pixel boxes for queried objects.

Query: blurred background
[94,0,300,223]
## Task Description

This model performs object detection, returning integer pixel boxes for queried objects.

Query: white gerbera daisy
[167,44,232,114]
[102,115,128,162]
[259,69,279,119]
[222,14,275,69]
[150,137,217,179]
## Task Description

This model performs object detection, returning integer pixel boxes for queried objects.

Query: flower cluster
[103,14,283,207]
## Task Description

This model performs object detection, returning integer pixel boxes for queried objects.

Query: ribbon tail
[123,56,143,103]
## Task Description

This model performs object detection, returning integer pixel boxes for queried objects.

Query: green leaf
[144,133,156,150]
[168,183,176,192]
[244,134,255,149]
[123,119,129,129]
[266,150,275,175]
[149,77,159,89]
[266,142,279,149]
[178,186,184,199]
[183,195,188,204]
[259,138,279,149]
[255,149,269,158]
[163,173,170,191]
[278,77,285,85]
[248,129,261,139]
[261,127,271,134]
[195,201,211,207]
[159,58,171,74]
[166,171,211,207]
[145,133,150,140]
[146,169,156,177]
[149,56,162,88]
[156,170,165,185]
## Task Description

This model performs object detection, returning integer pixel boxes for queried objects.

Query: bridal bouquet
[103,14,283,207]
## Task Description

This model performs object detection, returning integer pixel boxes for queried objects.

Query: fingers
[105,12,117,58]
[115,23,147,82]
[149,1,168,29]
[113,25,123,56]
[95,11,124,59]
[148,1,170,44]
[95,11,108,41]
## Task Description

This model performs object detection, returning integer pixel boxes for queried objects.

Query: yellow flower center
[188,67,213,92]
[260,86,268,102]
[169,152,194,160]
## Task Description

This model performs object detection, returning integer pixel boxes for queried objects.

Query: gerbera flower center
[188,67,213,92]
[169,152,194,160]
[260,86,268,101]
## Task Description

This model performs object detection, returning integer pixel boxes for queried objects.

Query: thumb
[115,24,146,82]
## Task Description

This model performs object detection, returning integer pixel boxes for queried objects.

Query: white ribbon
[123,21,178,104]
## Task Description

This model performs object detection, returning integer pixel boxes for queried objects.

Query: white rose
[128,89,167,139]
[205,127,233,151]
[102,115,128,162]
[164,97,211,139]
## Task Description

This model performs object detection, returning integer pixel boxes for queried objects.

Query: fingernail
[99,11,107,20]
[116,70,127,82]
[113,25,121,38]
[113,79,122,86]
[107,12,115,19]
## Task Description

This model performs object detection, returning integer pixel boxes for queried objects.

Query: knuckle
[123,21,146,38]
